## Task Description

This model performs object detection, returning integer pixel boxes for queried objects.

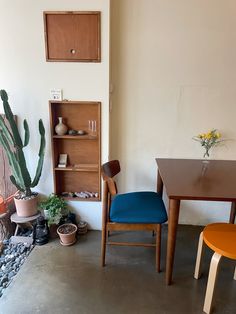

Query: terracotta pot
[14,194,38,217]
[57,223,77,246]
[49,224,59,239]
[0,194,15,215]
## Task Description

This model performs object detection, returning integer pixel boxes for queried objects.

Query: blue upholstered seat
[110,191,167,224]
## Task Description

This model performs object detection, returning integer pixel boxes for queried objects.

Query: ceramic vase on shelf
[55,117,68,136]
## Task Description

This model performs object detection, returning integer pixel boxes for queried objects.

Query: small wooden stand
[10,212,41,236]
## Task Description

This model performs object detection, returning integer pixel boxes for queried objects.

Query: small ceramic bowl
[77,130,86,135]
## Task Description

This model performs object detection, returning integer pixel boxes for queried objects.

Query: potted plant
[39,194,68,238]
[57,223,77,246]
[0,90,45,217]
[39,194,68,226]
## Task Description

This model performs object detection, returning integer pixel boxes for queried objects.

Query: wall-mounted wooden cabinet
[49,101,101,201]
[44,11,101,62]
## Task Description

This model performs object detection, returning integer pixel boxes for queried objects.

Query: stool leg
[203,252,222,314]
[14,224,19,236]
[234,266,236,280]
[194,231,204,279]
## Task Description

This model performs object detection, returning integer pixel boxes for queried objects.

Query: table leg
[229,202,236,224]
[157,169,163,196]
[166,198,180,285]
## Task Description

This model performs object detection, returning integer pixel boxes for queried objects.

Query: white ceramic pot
[43,209,49,219]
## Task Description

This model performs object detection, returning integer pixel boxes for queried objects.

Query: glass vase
[202,154,210,164]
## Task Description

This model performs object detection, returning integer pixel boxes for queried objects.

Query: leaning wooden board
[0,114,17,198]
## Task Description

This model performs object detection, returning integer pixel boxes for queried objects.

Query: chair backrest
[101,160,121,196]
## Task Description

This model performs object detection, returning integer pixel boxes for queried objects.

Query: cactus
[0,90,46,197]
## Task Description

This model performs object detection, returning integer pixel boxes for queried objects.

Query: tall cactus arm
[23,119,29,147]
[31,119,46,187]
[10,175,24,192]
[0,115,14,146]
[16,148,32,188]
[0,90,23,148]
[0,130,25,190]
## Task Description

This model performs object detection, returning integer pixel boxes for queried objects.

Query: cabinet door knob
[70,49,76,54]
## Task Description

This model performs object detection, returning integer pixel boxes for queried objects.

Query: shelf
[62,196,99,202]
[54,164,99,172]
[53,135,97,140]
[49,101,101,201]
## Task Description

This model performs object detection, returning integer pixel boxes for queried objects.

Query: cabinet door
[44,11,101,62]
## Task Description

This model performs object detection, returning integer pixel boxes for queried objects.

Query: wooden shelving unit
[49,101,101,201]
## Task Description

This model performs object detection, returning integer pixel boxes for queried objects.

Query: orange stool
[194,223,236,314]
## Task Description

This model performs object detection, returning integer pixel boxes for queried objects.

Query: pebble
[0,238,34,298]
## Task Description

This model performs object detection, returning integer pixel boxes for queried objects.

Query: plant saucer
[60,239,77,246]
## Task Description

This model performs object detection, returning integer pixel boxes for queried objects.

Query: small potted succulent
[39,194,68,238]
[57,223,77,246]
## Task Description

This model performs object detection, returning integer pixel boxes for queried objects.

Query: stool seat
[203,223,236,259]
[195,222,236,313]
[10,211,41,224]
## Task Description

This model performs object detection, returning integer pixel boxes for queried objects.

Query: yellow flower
[206,133,211,140]
[193,128,224,159]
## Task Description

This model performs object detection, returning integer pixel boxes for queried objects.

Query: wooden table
[156,158,236,285]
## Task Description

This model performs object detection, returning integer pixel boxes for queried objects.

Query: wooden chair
[194,223,236,314]
[101,160,168,271]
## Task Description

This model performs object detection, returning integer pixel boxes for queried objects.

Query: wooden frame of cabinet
[49,100,101,201]
[44,11,101,62]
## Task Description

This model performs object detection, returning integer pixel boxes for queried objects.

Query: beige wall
[111,0,236,224]
[0,0,110,229]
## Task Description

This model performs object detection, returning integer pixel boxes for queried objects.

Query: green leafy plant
[0,89,46,197]
[39,194,68,225]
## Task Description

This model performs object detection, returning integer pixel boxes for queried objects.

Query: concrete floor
[0,225,235,314]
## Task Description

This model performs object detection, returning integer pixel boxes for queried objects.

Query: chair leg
[203,252,222,314]
[156,224,161,272]
[101,225,107,267]
[194,231,204,279]
[234,266,236,280]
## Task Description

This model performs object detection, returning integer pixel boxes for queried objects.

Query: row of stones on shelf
[61,191,98,199]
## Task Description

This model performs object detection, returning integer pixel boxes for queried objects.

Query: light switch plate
[50,89,63,101]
